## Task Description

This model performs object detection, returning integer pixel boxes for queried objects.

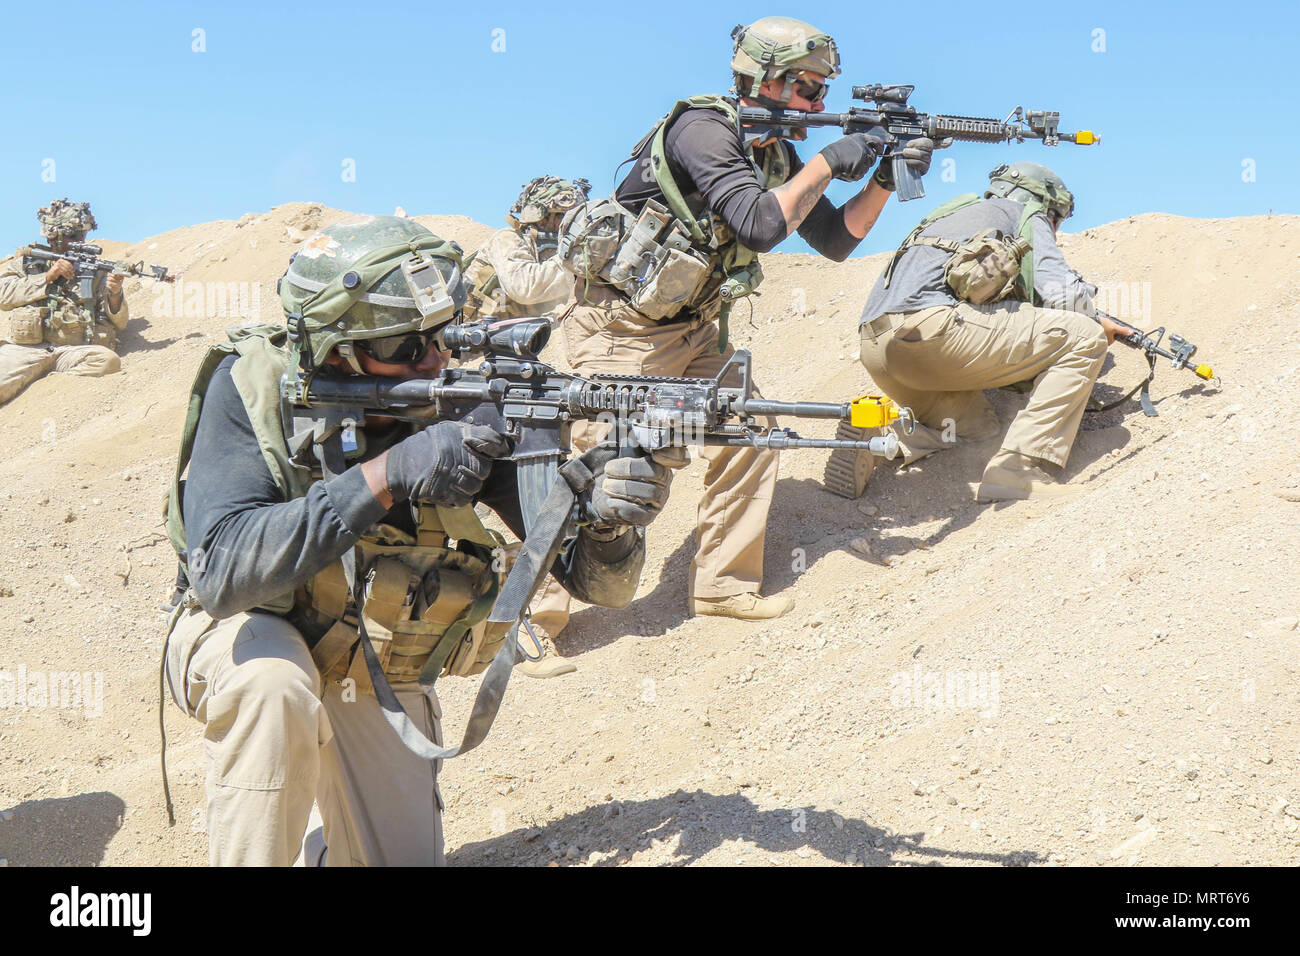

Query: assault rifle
[1093,312,1218,417]
[22,240,176,305]
[286,317,912,530]
[281,316,914,761]
[738,83,1100,201]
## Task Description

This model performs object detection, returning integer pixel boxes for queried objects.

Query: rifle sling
[318,433,584,761]
[1087,352,1158,417]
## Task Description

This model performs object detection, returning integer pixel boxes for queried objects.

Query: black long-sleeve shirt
[615,102,862,262]
[182,355,644,635]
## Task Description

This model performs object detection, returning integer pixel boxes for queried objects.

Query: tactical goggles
[792,76,828,103]
[355,329,441,364]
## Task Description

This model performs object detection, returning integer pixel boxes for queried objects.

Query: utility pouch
[631,245,711,322]
[923,229,1031,305]
[7,307,45,345]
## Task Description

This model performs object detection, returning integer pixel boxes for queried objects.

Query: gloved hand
[582,441,690,528]
[385,421,509,507]
[818,129,890,182]
[872,137,939,191]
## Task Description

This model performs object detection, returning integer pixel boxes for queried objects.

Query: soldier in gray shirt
[839,162,1126,501]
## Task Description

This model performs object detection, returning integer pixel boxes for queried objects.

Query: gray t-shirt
[860,197,1096,323]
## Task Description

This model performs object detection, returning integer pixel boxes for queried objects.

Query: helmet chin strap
[741,74,809,145]
[335,342,365,374]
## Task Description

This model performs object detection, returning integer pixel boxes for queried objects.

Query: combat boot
[517,633,577,679]
[974,451,1080,502]
[691,592,795,621]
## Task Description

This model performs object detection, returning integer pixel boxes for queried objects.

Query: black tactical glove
[818,129,890,182]
[872,137,938,191]
[385,421,509,507]
[581,442,690,529]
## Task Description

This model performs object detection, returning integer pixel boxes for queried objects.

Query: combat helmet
[507,176,591,230]
[986,162,1075,223]
[38,198,97,243]
[278,215,466,373]
[730,17,841,99]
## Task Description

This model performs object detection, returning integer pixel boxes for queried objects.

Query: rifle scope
[441,319,551,360]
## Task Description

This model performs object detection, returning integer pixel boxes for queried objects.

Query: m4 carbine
[285,317,913,531]
[1092,311,1218,417]
[738,84,1100,201]
[22,240,176,305]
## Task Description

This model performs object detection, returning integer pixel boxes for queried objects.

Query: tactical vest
[557,95,791,348]
[881,194,1047,304]
[5,255,118,350]
[164,326,511,687]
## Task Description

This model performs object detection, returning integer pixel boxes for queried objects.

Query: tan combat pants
[0,343,120,406]
[528,285,779,637]
[859,300,1107,467]
[165,607,444,867]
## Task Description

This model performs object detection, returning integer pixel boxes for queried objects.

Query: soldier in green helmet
[0,199,129,406]
[551,16,938,628]
[836,162,1128,502]
[161,214,683,865]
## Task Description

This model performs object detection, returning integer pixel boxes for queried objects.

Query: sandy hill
[0,204,1296,867]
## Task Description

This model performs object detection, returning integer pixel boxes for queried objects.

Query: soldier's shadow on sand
[562,387,1138,651]
[119,325,206,355]
[0,791,125,866]
[448,789,1045,867]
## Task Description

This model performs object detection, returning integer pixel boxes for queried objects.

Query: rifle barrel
[739,399,849,419]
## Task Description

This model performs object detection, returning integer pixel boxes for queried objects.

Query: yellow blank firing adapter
[1194,363,1214,380]
[850,394,905,428]
[1074,129,1099,145]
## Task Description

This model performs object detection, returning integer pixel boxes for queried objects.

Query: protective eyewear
[792,76,828,103]
[356,329,440,364]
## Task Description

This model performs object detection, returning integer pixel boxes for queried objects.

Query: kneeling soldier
[162,215,681,865]
[842,162,1125,501]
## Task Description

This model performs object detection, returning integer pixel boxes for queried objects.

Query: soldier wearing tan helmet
[545,17,937,633]
[461,176,587,325]
[837,162,1128,502]
[0,199,129,406]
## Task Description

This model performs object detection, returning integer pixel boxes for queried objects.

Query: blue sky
[2,0,1296,256]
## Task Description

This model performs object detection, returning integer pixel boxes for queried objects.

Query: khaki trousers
[530,285,779,636]
[165,607,444,867]
[0,343,120,406]
[859,300,1107,468]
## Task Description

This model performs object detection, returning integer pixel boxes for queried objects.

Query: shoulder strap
[1014,201,1045,301]
[881,193,982,288]
[647,95,741,246]
[165,325,299,569]
[164,342,241,563]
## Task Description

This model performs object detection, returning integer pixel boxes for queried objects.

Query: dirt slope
[0,205,1296,867]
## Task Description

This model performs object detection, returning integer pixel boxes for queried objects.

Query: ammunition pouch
[44,300,95,347]
[559,197,712,322]
[302,508,509,690]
